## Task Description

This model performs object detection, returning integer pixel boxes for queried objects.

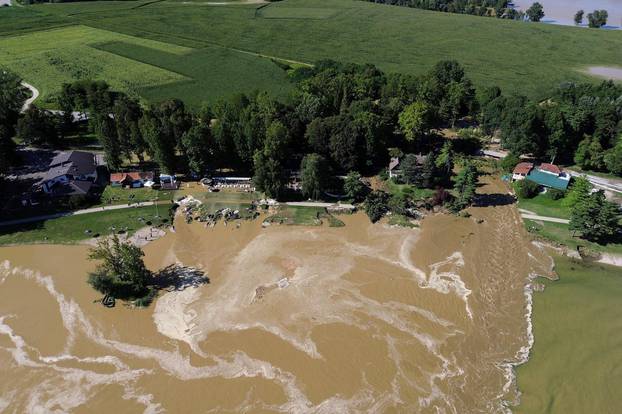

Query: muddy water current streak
[0,177,554,413]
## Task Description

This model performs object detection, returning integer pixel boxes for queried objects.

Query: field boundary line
[85,23,313,67]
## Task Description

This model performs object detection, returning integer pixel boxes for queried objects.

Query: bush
[499,153,520,173]
[514,179,540,198]
[364,190,390,222]
[546,188,565,200]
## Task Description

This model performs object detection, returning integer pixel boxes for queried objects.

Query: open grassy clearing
[515,256,622,414]
[517,194,571,219]
[13,0,619,100]
[0,204,163,245]
[98,186,175,206]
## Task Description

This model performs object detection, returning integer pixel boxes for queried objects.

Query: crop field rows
[1,0,621,107]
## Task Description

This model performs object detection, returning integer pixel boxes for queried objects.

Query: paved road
[567,169,622,194]
[0,201,155,227]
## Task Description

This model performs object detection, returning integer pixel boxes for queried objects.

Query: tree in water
[526,2,545,22]
[364,190,390,223]
[574,10,584,25]
[87,236,153,302]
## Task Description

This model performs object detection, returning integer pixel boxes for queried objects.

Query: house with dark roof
[388,155,427,179]
[39,151,99,197]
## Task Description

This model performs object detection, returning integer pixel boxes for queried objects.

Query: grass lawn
[0,204,163,245]
[517,194,571,219]
[524,219,622,256]
[516,256,622,414]
[266,205,325,225]
[97,186,176,206]
[1,0,620,106]
[384,179,435,201]
[388,213,418,228]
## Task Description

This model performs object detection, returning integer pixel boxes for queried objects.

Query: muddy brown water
[0,177,555,413]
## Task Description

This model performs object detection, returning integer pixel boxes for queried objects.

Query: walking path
[286,201,355,209]
[20,82,39,113]
[518,208,570,224]
[0,201,155,227]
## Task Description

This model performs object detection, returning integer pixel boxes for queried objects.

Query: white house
[40,151,98,195]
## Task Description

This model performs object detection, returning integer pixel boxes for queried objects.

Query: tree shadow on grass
[152,264,210,292]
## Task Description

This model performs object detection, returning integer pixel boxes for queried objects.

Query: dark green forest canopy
[1,0,621,105]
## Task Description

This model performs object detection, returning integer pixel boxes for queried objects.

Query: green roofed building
[525,163,571,191]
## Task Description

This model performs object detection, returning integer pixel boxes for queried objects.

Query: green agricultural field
[0,25,191,107]
[516,256,622,414]
[3,0,622,105]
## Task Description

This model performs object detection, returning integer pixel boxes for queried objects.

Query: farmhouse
[38,151,99,197]
[388,155,427,179]
[110,171,155,188]
[512,162,534,180]
[513,162,571,191]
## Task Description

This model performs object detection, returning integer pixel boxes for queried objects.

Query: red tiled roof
[513,162,533,175]
[110,172,154,182]
[538,163,562,175]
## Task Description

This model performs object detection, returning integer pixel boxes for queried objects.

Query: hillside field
[1,0,621,106]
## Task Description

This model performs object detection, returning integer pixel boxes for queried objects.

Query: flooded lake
[515,0,622,28]
[0,177,555,413]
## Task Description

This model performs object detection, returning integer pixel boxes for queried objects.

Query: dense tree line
[363,0,546,21]
[48,60,477,197]
[481,80,622,175]
[0,68,25,174]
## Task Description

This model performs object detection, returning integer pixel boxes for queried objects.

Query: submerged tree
[87,236,153,301]
[574,10,584,25]
[588,10,608,28]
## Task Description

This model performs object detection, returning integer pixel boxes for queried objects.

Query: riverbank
[515,255,622,413]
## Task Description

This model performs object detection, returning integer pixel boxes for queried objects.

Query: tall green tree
[574,10,584,25]
[0,68,25,136]
[113,96,145,162]
[561,176,592,208]
[16,106,58,147]
[88,236,152,300]
[181,121,213,175]
[587,10,608,28]
[364,190,390,223]
[300,153,328,200]
[94,113,122,171]
[452,161,479,210]
[343,171,367,202]
[253,151,287,199]
[526,2,545,22]
[398,101,432,142]
[435,141,455,176]
[604,138,622,176]
[569,190,620,242]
